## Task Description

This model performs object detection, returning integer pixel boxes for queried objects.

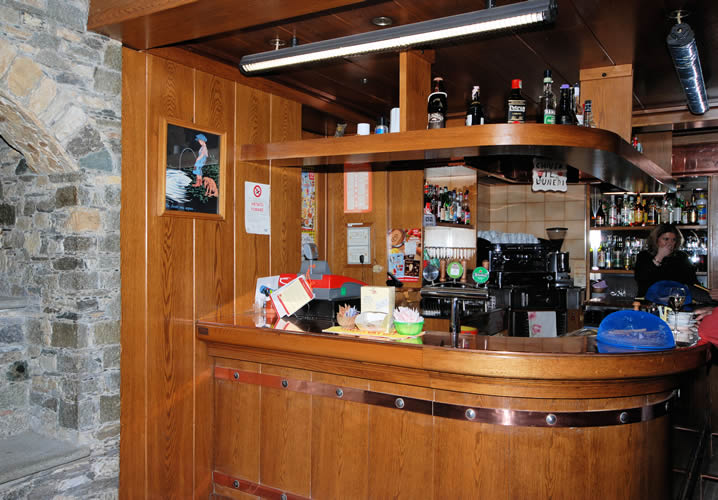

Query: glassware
[668,287,687,332]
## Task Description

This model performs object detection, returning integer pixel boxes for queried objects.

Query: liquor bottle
[696,189,707,225]
[688,193,698,224]
[537,70,556,124]
[465,86,485,126]
[641,197,648,225]
[427,77,447,129]
[634,195,643,226]
[661,196,672,224]
[612,236,623,269]
[463,190,471,225]
[572,83,582,125]
[583,100,595,128]
[507,79,526,123]
[595,201,605,227]
[673,195,682,225]
[647,198,656,225]
[681,195,690,225]
[604,235,614,269]
[597,236,606,269]
[556,85,574,125]
[608,195,618,226]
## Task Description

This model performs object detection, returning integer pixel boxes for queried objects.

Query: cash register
[282,243,365,322]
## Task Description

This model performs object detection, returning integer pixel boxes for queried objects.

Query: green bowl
[394,321,424,336]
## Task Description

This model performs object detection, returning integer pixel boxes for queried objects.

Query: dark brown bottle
[507,79,526,123]
[427,77,447,129]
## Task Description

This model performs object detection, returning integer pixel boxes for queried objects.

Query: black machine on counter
[475,227,582,336]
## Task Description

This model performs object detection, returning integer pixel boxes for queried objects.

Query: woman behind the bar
[634,223,699,297]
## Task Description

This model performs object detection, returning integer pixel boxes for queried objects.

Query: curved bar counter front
[197,309,710,500]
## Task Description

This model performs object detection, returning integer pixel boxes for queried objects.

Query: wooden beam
[632,106,718,128]
[146,47,372,124]
[89,0,369,50]
[580,64,633,143]
[88,0,197,29]
[399,50,434,132]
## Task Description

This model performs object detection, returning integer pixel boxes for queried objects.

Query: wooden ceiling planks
[91,0,718,126]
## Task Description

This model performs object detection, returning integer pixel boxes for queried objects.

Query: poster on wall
[158,117,226,219]
[301,170,317,245]
[344,164,372,213]
[245,181,270,235]
[387,228,422,282]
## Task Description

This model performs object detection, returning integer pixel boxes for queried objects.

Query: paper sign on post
[270,275,315,317]
[245,182,271,234]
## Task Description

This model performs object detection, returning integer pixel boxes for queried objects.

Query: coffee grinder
[545,227,573,287]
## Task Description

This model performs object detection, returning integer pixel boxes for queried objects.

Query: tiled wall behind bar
[476,184,587,287]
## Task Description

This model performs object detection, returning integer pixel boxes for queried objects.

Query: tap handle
[450,297,460,348]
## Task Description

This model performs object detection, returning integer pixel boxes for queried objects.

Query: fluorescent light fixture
[667,22,708,115]
[239,0,557,75]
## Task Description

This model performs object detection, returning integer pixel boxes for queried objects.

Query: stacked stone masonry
[0,0,121,498]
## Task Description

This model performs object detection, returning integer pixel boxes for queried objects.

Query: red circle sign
[253,185,262,197]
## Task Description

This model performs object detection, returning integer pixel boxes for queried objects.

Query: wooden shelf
[590,224,707,231]
[425,222,475,230]
[240,124,673,193]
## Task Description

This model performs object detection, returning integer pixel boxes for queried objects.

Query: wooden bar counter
[197,310,710,500]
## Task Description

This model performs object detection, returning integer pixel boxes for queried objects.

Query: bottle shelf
[590,224,707,231]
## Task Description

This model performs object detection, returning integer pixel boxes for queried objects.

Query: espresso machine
[476,228,581,336]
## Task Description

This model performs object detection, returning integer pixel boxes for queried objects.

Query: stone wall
[0,0,121,497]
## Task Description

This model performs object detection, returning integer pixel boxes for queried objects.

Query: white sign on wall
[532,158,567,192]
[245,182,270,235]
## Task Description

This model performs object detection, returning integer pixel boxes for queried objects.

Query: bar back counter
[197,311,710,499]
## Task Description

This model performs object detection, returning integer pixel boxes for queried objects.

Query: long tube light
[239,0,557,75]
[666,22,708,115]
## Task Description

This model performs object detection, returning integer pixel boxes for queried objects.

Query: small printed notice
[344,164,372,213]
[532,158,567,192]
[270,275,315,317]
[245,182,270,234]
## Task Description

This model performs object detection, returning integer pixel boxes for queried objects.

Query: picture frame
[158,117,226,219]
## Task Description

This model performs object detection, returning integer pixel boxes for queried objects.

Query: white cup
[357,123,370,135]
[390,108,400,133]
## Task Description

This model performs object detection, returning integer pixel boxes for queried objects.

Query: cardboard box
[361,286,395,315]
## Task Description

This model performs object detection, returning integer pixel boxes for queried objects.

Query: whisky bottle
[507,79,526,123]
[427,77,447,129]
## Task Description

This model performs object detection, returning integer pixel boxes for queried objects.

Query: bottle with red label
[507,79,526,123]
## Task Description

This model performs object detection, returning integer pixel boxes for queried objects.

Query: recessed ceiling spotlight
[267,38,287,50]
[371,16,393,27]
[360,77,369,85]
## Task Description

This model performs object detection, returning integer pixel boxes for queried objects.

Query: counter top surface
[197,307,710,383]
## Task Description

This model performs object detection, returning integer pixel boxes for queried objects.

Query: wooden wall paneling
[367,381,434,498]
[310,372,370,499]
[236,85,271,309]
[580,64,633,143]
[324,167,386,286]
[399,50,434,132]
[213,359,262,498]
[259,365,312,496]
[432,391,509,499]
[119,46,148,500]
[269,95,302,276]
[146,54,196,497]
[636,131,672,174]
[193,70,236,498]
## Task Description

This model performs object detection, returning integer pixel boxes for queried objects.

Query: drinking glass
[668,287,686,331]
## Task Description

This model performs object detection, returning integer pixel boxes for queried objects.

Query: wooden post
[580,64,633,143]
[399,50,435,132]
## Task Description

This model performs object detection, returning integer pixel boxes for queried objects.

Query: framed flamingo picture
[158,117,226,219]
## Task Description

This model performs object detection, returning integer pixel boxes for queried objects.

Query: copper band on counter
[214,367,674,428]
[213,471,310,500]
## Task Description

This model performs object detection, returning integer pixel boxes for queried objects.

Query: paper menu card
[270,275,315,317]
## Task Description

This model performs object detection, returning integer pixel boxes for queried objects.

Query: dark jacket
[634,250,698,297]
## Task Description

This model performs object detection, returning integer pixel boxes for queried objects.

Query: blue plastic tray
[597,310,675,353]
